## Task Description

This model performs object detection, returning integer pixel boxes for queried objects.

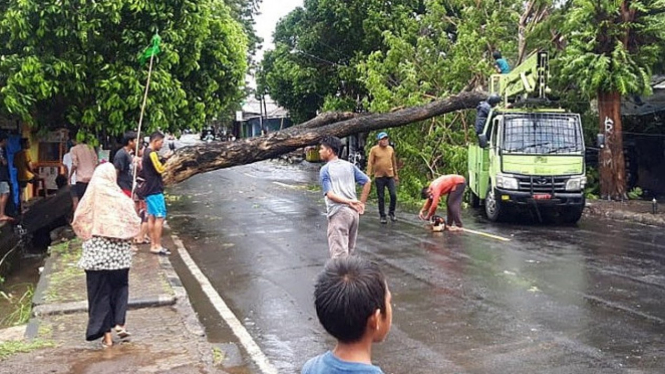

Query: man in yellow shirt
[367,132,399,224]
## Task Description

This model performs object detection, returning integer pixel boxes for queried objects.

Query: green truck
[468,51,587,223]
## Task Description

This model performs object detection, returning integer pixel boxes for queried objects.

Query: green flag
[140,33,161,65]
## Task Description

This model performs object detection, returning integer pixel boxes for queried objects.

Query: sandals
[115,327,131,339]
[150,247,171,256]
[133,236,151,244]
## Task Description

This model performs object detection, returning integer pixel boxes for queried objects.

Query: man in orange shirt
[419,174,467,231]
[366,132,399,224]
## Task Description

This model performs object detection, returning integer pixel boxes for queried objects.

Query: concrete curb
[31,250,59,307]
[31,294,177,317]
[584,206,665,227]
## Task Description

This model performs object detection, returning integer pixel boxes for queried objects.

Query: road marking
[462,228,511,242]
[272,181,298,189]
[171,234,278,374]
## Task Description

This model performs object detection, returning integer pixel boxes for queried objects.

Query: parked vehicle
[468,51,586,223]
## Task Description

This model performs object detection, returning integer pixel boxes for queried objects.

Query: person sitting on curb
[419,174,467,232]
[302,256,392,374]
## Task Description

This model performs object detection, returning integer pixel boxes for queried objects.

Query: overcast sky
[254,0,303,62]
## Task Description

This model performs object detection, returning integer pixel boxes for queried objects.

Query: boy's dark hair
[122,131,137,146]
[319,136,342,156]
[493,51,502,60]
[55,174,68,189]
[421,186,430,199]
[314,256,387,343]
[20,138,29,149]
[149,131,165,142]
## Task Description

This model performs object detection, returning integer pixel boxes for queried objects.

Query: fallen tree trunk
[163,91,486,185]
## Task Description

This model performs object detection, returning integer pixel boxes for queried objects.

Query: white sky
[254,0,304,62]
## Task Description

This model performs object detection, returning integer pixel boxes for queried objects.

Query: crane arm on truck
[489,51,550,106]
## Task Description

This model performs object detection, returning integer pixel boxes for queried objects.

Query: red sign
[533,194,552,200]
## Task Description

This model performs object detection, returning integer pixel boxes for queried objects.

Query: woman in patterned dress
[72,163,141,347]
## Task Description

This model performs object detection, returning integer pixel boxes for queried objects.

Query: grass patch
[0,339,55,361]
[306,184,321,192]
[0,286,34,327]
[45,244,85,303]
[212,346,225,366]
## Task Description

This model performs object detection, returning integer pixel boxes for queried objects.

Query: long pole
[132,52,155,195]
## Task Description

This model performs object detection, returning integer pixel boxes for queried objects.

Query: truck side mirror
[597,134,605,148]
[478,134,489,148]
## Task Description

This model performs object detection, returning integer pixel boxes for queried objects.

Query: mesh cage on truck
[502,113,583,155]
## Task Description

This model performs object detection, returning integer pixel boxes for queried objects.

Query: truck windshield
[502,113,583,154]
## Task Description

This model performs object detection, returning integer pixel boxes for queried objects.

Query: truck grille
[516,176,567,193]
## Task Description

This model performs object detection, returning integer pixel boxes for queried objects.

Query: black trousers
[446,182,467,227]
[75,182,89,200]
[375,177,397,217]
[85,269,129,341]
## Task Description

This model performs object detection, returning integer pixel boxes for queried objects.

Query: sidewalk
[584,199,665,227]
[0,238,244,374]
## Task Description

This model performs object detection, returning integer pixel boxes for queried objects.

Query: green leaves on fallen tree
[0,0,248,137]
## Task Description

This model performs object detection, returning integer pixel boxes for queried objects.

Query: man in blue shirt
[302,256,392,374]
[318,136,371,258]
[493,51,511,74]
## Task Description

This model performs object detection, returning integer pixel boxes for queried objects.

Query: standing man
[318,136,372,258]
[419,174,467,231]
[62,141,78,213]
[113,131,137,197]
[367,132,399,224]
[69,138,98,200]
[0,133,12,221]
[142,131,172,255]
[475,95,502,135]
[14,138,42,206]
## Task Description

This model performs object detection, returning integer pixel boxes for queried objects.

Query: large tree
[560,0,665,199]
[358,0,524,195]
[0,0,248,138]
[258,0,424,123]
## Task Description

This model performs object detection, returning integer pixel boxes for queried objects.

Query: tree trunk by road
[597,90,627,200]
[163,91,486,185]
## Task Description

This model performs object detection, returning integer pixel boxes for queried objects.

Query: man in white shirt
[62,142,78,211]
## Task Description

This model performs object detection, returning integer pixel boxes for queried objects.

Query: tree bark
[163,91,486,185]
[597,90,627,200]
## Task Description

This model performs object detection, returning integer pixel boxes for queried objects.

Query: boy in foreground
[302,256,392,374]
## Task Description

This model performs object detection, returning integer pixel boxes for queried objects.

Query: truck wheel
[485,188,509,222]
[470,191,481,208]
[560,203,585,224]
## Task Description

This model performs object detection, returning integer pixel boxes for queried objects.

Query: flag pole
[132,51,156,195]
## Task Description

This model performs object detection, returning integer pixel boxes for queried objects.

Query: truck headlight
[566,176,587,191]
[496,174,518,190]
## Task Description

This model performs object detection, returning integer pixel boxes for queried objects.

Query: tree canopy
[0,0,249,138]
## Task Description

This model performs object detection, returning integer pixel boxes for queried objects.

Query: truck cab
[468,52,587,223]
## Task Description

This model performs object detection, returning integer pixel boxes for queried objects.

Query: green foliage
[0,0,249,136]
[0,285,34,327]
[628,187,644,200]
[358,0,521,201]
[585,167,600,199]
[558,0,665,98]
[0,339,55,360]
[258,0,423,123]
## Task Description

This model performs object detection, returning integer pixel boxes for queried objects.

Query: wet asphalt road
[167,161,665,374]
